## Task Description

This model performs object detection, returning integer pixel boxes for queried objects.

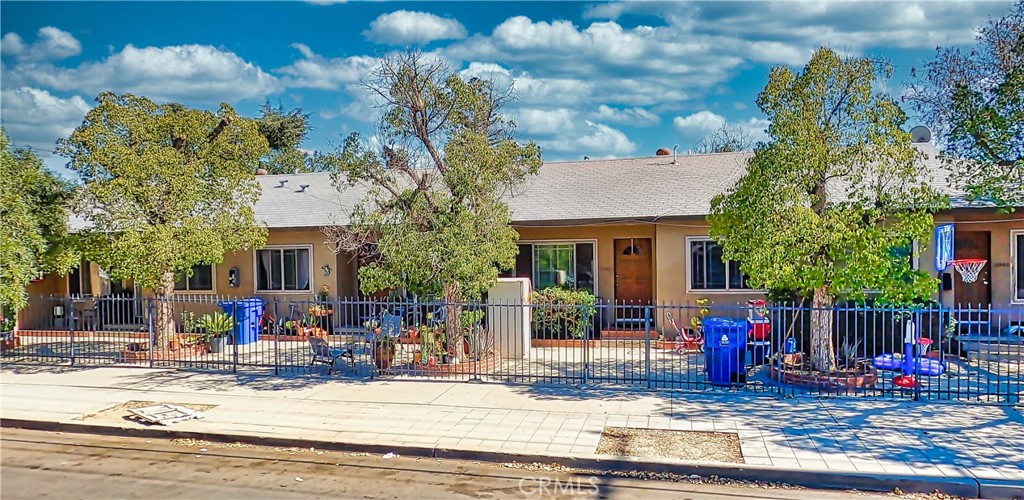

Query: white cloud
[673,111,727,135]
[277,43,378,90]
[548,120,637,157]
[591,105,660,126]
[584,1,997,51]
[514,108,576,135]
[365,10,467,45]
[0,27,81,61]
[4,44,279,103]
[673,110,770,150]
[0,87,90,158]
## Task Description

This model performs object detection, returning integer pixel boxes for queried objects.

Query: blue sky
[0,1,1015,172]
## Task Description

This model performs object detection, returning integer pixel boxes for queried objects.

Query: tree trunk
[443,283,463,359]
[809,286,837,373]
[153,271,176,350]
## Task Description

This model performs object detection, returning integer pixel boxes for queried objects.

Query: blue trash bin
[219,298,265,345]
[703,317,748,385]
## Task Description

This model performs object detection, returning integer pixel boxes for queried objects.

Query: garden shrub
[531,287,597,339]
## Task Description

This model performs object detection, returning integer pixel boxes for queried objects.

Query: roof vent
[672,145,678,165]
[299,184,310,193]
[277,180,288,188]
[910,126,932,143]
[656,147,671,156]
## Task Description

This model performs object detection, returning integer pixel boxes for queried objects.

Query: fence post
[147,298,155,369]
[581,303,591,387]
[232,300,238,374]
[67,297,76,367]
[274,298,280,376]
[644,304,652,389]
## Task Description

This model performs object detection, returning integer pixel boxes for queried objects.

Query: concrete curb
[1,418,993,499]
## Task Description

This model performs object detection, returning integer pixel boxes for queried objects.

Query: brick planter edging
[766,365,878,391]
[118,344,210,363]
[400,354,500,375]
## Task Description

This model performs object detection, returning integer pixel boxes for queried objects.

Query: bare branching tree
[321,51,542,351]
[691,123,756,154]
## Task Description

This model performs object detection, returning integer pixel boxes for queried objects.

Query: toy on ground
[873,318,946,388]
[664,312,704,353]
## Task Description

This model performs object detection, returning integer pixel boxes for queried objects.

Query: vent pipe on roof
[277,180,288,188]
[299,184,310,193]
[672,145,678,165]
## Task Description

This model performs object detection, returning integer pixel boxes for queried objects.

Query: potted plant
[373,333,397,370]
[198,312,235,354]
[0,312,17,350]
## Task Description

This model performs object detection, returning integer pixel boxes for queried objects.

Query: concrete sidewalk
[1,366,1021,498]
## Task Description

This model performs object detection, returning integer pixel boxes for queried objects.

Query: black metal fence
[4,295,1021,404]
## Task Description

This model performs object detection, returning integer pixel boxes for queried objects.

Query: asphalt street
[0,428,895,499]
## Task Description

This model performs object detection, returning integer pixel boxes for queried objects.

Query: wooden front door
[614,238,653,322]
[953,231,991,306]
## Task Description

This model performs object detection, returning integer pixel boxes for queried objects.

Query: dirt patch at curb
[75,400,217,425]
[596,427,743,463]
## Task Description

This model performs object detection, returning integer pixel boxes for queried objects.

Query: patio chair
[308,336,354,375]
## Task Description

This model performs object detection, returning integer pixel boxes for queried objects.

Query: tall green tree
[0,128,77,315]
[709,48,947,372]
[906,0,1023,209]
[57,93,269,347]
[323,51,542,348]
[256,102,315,174]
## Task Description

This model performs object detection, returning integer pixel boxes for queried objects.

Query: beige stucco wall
[20,208,1021,331]
[513,223,657,303]
[653,219,767,307]
[924,210,1024,314]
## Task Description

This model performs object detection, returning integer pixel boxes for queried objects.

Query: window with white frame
[503,242,596,293]
[256,247,311,292]
[688,238,750,291]
[1014,230,1024,302]
[174,264,214,292]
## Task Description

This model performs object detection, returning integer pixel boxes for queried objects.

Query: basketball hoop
[950,258,987,283]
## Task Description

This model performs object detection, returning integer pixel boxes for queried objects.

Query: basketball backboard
[934,224,955,271]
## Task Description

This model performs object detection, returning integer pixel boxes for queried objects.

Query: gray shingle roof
[505,152,752,223]
[254,173,368,228]
[254,143,969,227]
[70,143,985,231]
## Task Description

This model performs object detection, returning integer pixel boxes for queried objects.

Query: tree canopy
[906,0,1024,209]
[57,92,270,346]
[323,51,542,341]
[256,101,321,174]
[0,128,76,313]
[709,47,947,371]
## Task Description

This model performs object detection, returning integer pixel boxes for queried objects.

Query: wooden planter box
[531,339,601,348]
[411,354,499,375]
[118,343,209,363]
[1,336,21,351]
[653,340,702,352]
[601,330,648,340]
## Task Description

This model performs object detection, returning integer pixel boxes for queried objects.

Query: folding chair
[308,336,354,375]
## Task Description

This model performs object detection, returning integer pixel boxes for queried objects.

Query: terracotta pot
[463,338,471,356]
[428,356,437,366]
[413,351,422,364]
[373,343,395,369]
[168,337,181,350]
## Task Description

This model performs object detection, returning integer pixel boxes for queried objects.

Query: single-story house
[22,142,1023,331]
